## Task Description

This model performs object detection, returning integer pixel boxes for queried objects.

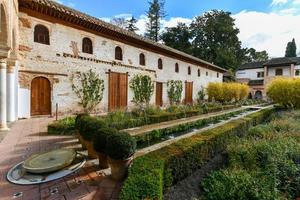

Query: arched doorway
[31,77,51,116]
[254,91,262,100]
[0,4,8,47]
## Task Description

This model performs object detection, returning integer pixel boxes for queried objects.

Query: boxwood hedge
[120,108,274,200]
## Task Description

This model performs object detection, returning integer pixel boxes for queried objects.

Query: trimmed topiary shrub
[120,108,274,200]
[93,127,118,153]
[80,116,107,141]
[106,132,137,160]
[75,113,90,130]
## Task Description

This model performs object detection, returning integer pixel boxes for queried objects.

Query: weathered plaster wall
[236,68,264,80]
[18,12,223,116]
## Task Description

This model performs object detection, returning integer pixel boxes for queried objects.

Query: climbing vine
[167,80,183,105]
[71,69,104,113]
[130,74,154,108]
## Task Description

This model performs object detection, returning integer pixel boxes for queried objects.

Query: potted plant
[105,132,136,181]
[75,113,89,149]
[93,127,118,169]
[80,116,107,159]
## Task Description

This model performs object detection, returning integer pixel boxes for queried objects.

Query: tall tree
[145,0,166,42]
[285,38,297,57]
[111,17,127,29]
[190,10,244,70]
[126,17,139,33]
[161,23,192,54]
[243,48,269,62]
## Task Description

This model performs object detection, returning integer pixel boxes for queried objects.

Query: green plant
[71,69,105,113]
[106,132,137,160]
[80,116,107,141]
[75,113,90,130]
[120,108,274,199]
[196,87,206,104]
[167,80,183,105]
[93,127,118,153]
[48,117,76,135]
[201,169,280,200]
[130,74,154,108]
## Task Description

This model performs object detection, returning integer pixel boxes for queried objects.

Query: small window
[34,24,50,45]
[175,63,179,73]
[158,58,163,70]
[198,69,201,77]
[82,37,93,54]
[217,73,219,78]
[257,72,264,78]
[275,68,283,76]
[206,71,209,76]
[295,69,300,76]
[139,53,145,66]
[188,66,191,75]
[115,46,123,60]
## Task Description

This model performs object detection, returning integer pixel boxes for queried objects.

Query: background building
[236,57,300,99]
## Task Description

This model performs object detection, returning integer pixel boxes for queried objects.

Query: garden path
[0,117,121,200]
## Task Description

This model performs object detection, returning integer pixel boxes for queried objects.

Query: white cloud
[271,0,289,6]
[233,10,300,57]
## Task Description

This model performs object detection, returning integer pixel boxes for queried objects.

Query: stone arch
[254,90,262,100]
[0,3,9,47]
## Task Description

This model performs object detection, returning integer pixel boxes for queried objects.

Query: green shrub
[75,113,89,130]
[48,117,76,135]
[93,127,118,153]
[120,108,274,200]
[106,132,137,160]
[80,116,107,141]
[201,169,280,200]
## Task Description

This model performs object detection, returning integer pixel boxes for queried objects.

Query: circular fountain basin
[23,149,76,174]
[7,152,86,185]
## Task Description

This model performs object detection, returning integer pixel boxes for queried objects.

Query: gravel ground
[164,154,226,200]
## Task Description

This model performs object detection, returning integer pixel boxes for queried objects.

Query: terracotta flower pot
[76,132,87,150]
[97,152,109,169]
[108,156,133,181]
[85,140,98,159]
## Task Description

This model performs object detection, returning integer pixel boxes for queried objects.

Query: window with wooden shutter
[175,63,179,73]
[198,69,201,77]
[115,46,123,60]
[158,58,163,69]
[188,66,191,75]
[34,25,50,45]
[82,37,93,54]
[139,53,145,66]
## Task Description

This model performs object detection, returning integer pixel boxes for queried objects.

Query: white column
[14,62,18,120]
[0,60,9,131]
[7,64,15,122]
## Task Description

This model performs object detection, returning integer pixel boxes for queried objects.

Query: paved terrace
[0,118,121,200]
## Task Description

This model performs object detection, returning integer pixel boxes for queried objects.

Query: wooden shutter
[156,82,163,107]
[119,73,128,109]
[185,82,193,105]
[108,72,128,111]
[31,77,51,116]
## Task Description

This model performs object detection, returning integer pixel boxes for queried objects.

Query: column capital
[0,60,7,69]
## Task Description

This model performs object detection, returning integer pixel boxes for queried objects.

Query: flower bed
[47,117,76,135]
[120,108,275,200]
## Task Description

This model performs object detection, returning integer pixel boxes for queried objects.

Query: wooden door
[108,72,128,111]
[31,77,51,116]
[185,82,193,105]
[156,82,163,107]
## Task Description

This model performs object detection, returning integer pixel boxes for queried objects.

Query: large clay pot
[85,141,98,159]
[97,152,109,169]
[76,132,87,150]
[108,156,133,181]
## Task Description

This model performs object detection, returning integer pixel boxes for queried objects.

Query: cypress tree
[126,17,139,33]
[285,38,297,57]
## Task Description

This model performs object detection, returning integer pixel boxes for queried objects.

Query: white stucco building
[236,57,300,99]
[0,0,226,130]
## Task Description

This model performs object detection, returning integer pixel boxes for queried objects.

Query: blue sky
[59,0,272,19]
[56,0,300,57]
